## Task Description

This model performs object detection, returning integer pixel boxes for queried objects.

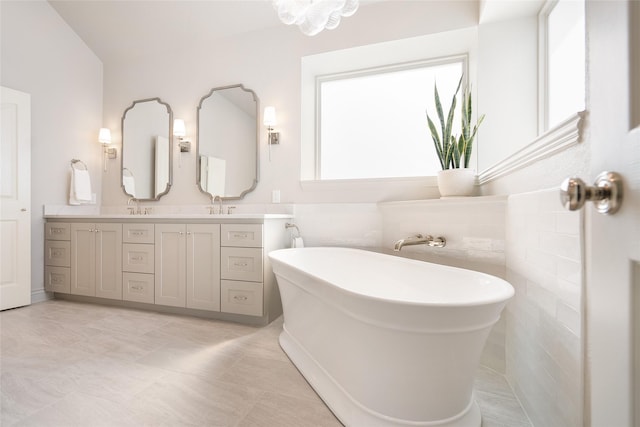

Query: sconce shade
[263,106,277,127]
[173,119,186,137]
[98,128,111,145]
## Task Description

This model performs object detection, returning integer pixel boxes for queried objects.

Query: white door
[585,2,640,425]
[0,86,31,311]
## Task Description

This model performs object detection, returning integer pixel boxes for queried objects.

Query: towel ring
[285,223,300,237]
[70,159,88,170]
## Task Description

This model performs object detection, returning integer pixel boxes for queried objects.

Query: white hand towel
[69,168,92,205]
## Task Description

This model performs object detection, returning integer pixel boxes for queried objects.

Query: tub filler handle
[394,234,446,251]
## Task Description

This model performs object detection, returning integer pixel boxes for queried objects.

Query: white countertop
[44,213,293,220]
[42,204,294,220]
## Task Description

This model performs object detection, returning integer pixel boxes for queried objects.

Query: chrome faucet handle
[428,236,446,248]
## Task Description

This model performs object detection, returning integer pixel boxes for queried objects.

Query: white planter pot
[437,168,476,197]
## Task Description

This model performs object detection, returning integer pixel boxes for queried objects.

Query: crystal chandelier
[273,0,360,36]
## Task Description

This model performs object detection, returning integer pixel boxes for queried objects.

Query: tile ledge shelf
[378,195,507,208]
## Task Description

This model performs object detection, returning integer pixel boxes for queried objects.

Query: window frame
[538,0,586,134]
[314,55,468,181]
[300,27,478,189]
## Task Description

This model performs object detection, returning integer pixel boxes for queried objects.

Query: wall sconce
[263,106,280,145]
[99,127,116,171]
[173,119,191,152]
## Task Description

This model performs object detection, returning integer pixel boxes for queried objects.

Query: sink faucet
[394,234,446,251]
[210,195,223,215]
[127,197,140,215]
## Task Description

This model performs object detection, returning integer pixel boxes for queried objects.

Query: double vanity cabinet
[44,215,290,325]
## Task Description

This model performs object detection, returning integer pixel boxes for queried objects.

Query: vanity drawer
[122,243,154,274]
[123,224,154,244]
[45,240,71,267]
[122,272,154,304]
[45,223,70,241]
[221,280,263,317]
[221,248,263,282]
[44,266,70,293]
[221,224,263,248]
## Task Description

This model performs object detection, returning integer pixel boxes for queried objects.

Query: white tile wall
[506,189,583,427]
[291,203,382,248]
[378,196,509,372]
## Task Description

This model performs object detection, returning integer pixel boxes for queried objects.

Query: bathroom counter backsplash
[43,204,294,220]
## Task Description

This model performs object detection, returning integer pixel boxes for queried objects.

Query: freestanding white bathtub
[269,247,514,427]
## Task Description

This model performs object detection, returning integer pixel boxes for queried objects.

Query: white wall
[0,0,103,301]
[476,16,538,172]
[100,1,479,207]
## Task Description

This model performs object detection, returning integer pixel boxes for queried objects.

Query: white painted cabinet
[70,223,122,299]
[154,223,221,310]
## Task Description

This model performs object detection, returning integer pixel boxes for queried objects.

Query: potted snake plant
[427,76,484,197]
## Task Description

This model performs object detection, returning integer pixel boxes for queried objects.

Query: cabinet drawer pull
[131,285,144,291]
[233,262,248,267]
[51,248,65,258]
[233,295,248,302]
[51,273,65,284]
[233,232,249,239]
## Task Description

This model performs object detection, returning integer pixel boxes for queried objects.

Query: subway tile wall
[378,196,508,373]
[506,189,583,427]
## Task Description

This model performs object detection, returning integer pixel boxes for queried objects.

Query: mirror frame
[120,97,173,201]
[196,84,260,201]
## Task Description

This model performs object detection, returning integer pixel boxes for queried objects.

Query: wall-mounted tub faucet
[393,234,446,251]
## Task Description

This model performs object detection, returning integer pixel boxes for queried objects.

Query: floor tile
[1,300,532,427]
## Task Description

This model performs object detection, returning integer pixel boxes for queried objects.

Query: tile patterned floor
[1,300,531,426]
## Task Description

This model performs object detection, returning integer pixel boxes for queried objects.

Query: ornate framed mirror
[197,84,259,200]
[121,97,173,201]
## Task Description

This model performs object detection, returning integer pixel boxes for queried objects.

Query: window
[300,27,478,184]
[317,58,465,180]
[540,0,586,131]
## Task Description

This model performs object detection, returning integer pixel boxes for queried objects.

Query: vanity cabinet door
[155,224,186,307]
[154,223,222,311]
[70,223,122,299]
[94,223,122,300]
[186,224,221,311]
[70,223,96,297]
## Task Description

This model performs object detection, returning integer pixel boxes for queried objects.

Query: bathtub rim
[269,246,514,308]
